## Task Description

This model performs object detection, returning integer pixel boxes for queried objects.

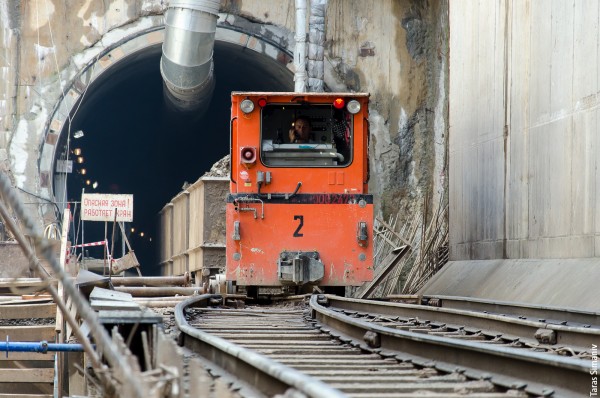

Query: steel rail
[310,295,590,397]
[423,294,600,326]
[327,295,600,349]
[175,294,346,398]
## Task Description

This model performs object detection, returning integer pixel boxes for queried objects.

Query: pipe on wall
[308,0,327,92]
[294,0,308,93]
[160,0,220,112]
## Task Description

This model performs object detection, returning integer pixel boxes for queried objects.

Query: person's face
[294,119,311,140]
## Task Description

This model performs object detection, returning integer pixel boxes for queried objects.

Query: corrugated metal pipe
[160,0,220,112]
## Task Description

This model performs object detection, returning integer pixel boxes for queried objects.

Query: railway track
[421,294,600,329]
[174,294,593,397]
[330,295,598,356]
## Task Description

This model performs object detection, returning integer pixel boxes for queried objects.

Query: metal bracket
[278,251,325,285]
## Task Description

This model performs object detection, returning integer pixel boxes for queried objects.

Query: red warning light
[258,98,267,107]
[333,98,345,109]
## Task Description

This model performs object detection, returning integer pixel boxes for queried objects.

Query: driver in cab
[288,116,312,143]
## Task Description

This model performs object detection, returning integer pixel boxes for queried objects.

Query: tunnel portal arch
[42,18,295,217]
[34,17,296,271]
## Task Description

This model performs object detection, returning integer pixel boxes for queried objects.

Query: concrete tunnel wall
[417,0,600,310]
[449,0,600,261]
[0,1,447,240]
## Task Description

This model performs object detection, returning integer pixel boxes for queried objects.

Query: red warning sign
[81,193,134,222]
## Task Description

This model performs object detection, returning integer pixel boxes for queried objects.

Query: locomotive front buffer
[278,250,325,285]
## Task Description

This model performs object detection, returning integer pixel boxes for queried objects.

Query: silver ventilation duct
[160,0,220,112]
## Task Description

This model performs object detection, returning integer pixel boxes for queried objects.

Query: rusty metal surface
[423,294,600,326]
[114,286,203,297]
[323,295,600,351]
[175,294,346,398]
[178,295,528,397]
[110,273,190,287]
[311,295,590,396]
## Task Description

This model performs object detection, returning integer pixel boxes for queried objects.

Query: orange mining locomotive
[226,92,373,296]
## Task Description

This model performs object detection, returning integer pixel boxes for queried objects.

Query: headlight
[240,99,255,114]
[346,100,361,114]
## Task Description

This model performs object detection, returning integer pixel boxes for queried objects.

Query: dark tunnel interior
[58,40,293,275]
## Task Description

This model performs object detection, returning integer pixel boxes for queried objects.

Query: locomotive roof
[231,92,370,97]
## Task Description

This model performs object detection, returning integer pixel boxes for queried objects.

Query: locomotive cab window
[260,104,352,167]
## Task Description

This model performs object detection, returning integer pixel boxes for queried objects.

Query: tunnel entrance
[56,38,293,275]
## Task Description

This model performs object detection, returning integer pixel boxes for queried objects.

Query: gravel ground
[0,317,55,326]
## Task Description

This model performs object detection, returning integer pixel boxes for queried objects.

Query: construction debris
[202,154,230,178]
[355,194,449,298]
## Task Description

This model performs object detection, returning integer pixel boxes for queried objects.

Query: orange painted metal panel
[226,201,373,286]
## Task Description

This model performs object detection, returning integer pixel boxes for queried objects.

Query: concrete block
[419,258,600,311]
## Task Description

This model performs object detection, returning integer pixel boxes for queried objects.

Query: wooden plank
[20,294,53,301]
[0,325,56,341]
[0,352,55,361]
[0,298,53,305]
[66,296,77,340]
[0,368,54,383]
[67,352,85,396]
[56,208,70,335]
[0,279,56,288]
[0,303,56,319]
[155,331,183,393]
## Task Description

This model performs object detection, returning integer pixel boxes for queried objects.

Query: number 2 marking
[293,215,304,237]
